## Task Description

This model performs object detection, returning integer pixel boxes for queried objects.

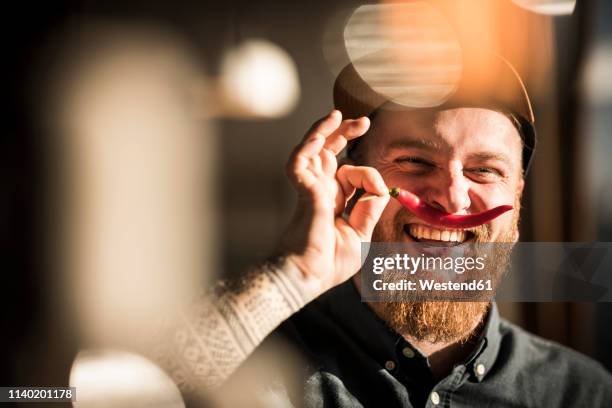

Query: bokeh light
[343,2,462,108]
[512,0,576,16]
[219,39,300,118]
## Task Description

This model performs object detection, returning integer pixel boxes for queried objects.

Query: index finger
[324,116,370,155]
[301,110,343,144]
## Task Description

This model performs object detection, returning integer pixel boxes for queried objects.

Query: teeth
[408,225,468,243]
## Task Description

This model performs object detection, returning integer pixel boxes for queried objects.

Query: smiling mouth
[404,224,476,246]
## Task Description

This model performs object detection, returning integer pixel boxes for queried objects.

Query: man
[155,57,612,407]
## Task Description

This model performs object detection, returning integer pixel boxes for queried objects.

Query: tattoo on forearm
[150,261,306,394]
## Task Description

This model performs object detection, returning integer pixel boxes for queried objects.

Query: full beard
[366,194,521,344]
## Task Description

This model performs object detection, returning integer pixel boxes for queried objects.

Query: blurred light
[512,0,576,15]
[70,349,184,407]
[583,45,612,105]
[343,2,462,108]
[582,44,612,226]
[219,39,300,118]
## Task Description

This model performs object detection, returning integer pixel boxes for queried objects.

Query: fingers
[323,116,370,155]
[320,117,369,177]
[287,110,341,186]
[286,134,326,188]
[301,110,370,155]
[302,110,343,144]
[287,110,370,189]
[348,192,389,239]
[320,147,337,177]
[336,165,388,198]
[336,165,389,237]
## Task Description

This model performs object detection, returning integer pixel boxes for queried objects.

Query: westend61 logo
[372,253,486,275]
[360,243,506,301]
[368,252,493,295]
[361,242,612,302]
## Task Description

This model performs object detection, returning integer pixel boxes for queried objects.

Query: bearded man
[155,56,612,407]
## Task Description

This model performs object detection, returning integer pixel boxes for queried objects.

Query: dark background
[3,0,612,391]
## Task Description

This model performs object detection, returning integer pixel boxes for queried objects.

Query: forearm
[151,258,311,394]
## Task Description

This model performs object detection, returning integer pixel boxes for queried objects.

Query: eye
[394,156,433,166]
[465,167,503,181]
[472,167,495,174]
[393,156,434,175]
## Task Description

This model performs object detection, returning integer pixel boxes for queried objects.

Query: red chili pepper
[389,187,513,229]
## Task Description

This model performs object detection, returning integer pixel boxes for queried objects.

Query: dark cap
[334,54,537,174]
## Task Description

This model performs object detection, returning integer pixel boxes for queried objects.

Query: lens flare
[512,0,576,16]
[343,2,462,108]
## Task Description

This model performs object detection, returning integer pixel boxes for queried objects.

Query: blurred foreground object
[69,350,184,407]
[43,22,218,349]
[38,21,306,406]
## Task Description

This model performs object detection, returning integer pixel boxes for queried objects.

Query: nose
[427,162,471,214]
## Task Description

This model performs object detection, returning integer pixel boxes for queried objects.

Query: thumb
[348,192,390,239]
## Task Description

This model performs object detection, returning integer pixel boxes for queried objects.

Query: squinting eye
[465,167,503,179]
[394,156,432,166]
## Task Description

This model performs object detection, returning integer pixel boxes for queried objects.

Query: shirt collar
[325,279,502,382]
[469,302,502,382]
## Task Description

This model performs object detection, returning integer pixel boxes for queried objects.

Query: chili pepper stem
[389,187,400,198]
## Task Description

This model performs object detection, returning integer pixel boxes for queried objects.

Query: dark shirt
[266,280,612,407]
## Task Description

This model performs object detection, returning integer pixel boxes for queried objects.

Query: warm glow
[512,0,576,15]
[219,39,300,118]
[70,349,184,407]
[344,2,463,108]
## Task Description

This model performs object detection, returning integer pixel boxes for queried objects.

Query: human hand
[280,110,389,301]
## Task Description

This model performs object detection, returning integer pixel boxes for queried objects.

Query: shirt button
[384,360,396,371]
[402,347,415,358]
[430,391,440,405]
[475,363,486,376]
